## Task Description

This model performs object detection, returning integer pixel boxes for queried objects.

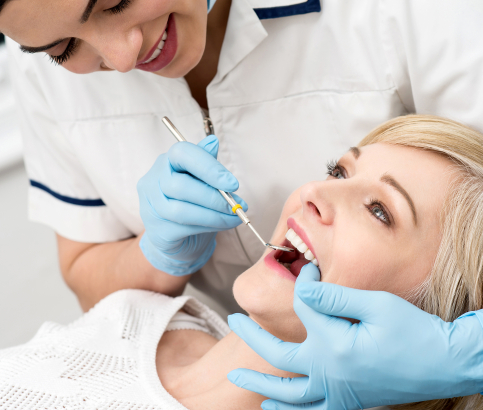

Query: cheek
[322,228,397,291]
[323,227,430,296]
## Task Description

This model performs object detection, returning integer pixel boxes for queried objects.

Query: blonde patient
[1,115,482,410]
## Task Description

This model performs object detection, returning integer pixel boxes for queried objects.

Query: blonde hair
[359,115,483,410]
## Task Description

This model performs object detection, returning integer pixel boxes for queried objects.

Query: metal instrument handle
[162,117,250,225]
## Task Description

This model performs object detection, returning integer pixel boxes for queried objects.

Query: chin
[233,266,307,343]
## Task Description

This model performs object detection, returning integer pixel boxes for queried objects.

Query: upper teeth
[143,30,168,64]
[285,228,319,267]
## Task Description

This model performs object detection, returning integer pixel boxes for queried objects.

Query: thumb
[293,264,350,335]
[296,281,387,323]
[197,134,219,159]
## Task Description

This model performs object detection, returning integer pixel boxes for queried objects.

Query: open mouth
[271,229,319,278]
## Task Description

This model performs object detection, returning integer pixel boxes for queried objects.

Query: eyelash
[107,0,132,14]
[49,38,79,65]
[49,0,133,65]
[326,159,345,179]
[326,160,392,226]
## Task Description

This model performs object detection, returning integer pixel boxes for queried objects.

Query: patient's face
[233,143,456,342]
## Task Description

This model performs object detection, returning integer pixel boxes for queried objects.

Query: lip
[136,14,177,72]
[264,249,298,282]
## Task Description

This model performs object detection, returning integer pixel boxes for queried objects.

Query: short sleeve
[7,39,132,243]
[380,0,483,133]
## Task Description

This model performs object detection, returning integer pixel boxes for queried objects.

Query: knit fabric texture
[0,290,230,409]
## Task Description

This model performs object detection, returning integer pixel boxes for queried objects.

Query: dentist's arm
[228,263,483,410]
[59,135,247,311]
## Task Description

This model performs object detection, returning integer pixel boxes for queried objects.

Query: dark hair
[0,0,11,14]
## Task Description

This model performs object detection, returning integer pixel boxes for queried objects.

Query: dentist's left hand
[137,135,248,276]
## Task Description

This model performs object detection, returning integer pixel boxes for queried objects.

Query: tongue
[290,258,311,277]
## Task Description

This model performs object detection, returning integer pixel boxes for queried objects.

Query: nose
[300,181,336,226]
[88,26,142,73]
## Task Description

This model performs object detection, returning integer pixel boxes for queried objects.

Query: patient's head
[234,116,483,408]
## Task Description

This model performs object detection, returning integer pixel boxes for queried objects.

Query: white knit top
[0,290,230,410]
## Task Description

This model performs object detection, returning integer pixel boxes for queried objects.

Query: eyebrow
[381,174,418,225]
[19,0,97,54]
[349,147,361,159]
[80,0,98,23]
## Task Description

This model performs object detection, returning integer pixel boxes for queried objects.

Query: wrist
[139,233,216,276]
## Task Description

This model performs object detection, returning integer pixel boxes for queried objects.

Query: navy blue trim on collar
[30,180,106,207]
[254,0,321,20]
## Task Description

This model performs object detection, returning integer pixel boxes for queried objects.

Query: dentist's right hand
[137,135,248,276]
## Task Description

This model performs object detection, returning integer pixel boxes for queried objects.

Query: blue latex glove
[228,263,483,410]
[137,135,247,276]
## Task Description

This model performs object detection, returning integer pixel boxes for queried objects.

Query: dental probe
[162,116,294,253]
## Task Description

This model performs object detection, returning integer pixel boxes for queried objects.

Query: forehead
[0,0,81,46]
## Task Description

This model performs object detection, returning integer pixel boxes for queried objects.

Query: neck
[184,0,232,109]
[160,331,295,410]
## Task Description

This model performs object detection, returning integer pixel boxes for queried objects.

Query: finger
[296,281,388,323]
[144,191,244,232]
[168,141,239,192]
[228,369,323,404]
[262,399,326,410]
[197,134,219,159]
[292,265,348,334]
[296,263,321,284]
[228,314,303,373]
[159,170,248,215]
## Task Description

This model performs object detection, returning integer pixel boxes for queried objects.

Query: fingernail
[204,136,219,154]
[227,370,241,384]
[227,314,240,330]
[261,400,277,410]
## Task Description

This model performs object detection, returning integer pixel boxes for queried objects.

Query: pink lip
[136,14,177,72]
[264,251,297,282]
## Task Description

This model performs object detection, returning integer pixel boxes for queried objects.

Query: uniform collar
[211,0,321,83]
[247,0,321,20]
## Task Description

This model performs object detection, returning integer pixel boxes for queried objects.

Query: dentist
[2,0,483,408]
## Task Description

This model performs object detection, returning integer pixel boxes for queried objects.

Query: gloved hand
[228,263,483,410]
[137,135,247,276]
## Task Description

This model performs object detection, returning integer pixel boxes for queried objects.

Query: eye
[49,38,79,65]
[326,160,346,179]
[106,0,133,14]
[367,201,391,226]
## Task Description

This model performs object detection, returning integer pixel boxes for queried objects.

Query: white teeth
[145,48,161,63]
[297,243,308,253]
[285,229,319,267]
[142,32,167,64]
[291,236,303,248]
[286,228,297,241]
[304,250,314,260]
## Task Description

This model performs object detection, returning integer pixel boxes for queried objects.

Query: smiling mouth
[273,229,319,278]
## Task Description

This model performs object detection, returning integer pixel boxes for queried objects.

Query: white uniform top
[7,0,483,312]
